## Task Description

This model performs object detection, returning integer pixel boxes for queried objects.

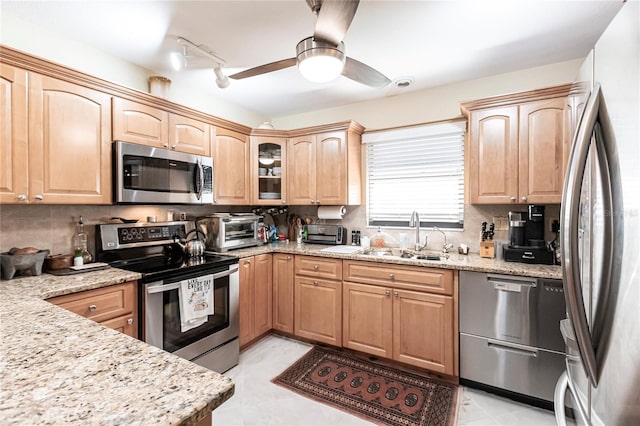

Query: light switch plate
[493,216,509,231]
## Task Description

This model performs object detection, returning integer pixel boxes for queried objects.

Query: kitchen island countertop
[0,268,234,425]
[218,242,562,280]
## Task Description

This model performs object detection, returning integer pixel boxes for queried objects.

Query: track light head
[214,65,230,89]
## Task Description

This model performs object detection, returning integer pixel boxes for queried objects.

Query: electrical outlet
[493,216,509,231]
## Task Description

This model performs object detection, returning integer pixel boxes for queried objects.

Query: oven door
[143,264,239,362]
[115,141,213,204]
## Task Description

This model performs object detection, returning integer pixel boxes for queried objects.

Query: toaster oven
[196,213,261,252]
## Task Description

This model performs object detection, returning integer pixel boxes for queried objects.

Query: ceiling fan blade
[313,0,360,46]
[342,57,391,88]
[229,58,297,80]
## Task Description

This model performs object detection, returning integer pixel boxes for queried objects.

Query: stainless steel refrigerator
[555,3,639,425]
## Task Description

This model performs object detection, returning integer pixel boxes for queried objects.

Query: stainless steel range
[96,221,240,373]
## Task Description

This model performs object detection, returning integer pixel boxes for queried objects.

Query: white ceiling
[2,0,622,118]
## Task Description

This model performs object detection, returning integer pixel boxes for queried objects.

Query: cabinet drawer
[295,255,342,280]
[343,260,453,295]
[49,282,136,323]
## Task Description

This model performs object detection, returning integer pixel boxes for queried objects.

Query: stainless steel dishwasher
[459,271,566,407]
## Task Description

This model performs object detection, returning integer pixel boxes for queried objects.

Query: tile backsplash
[0,203,560,257]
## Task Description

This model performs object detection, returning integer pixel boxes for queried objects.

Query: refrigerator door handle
[554,371,590,426]
[560,83,603,387]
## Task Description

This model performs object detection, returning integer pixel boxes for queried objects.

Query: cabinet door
[342,282,393,358]
[238,256,254,347]
[112,98,168,148]
[168,113,211,156]
[252,136,287,205]
[0,64,29,204]
[287,135,316,204]
[253,253,273,337]
[518,98,568,204]
[213,128,251,204]
[101,314,137,338]
[393,289,454,374]
[29,74,112,204]
[315,131,347,205]
[294,276,342,346]
[468,106,519,204]
[272,253,295,333]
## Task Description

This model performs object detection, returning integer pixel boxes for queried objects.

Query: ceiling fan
[229,0,391,87]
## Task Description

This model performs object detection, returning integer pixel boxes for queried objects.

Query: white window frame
[363,119,466,229]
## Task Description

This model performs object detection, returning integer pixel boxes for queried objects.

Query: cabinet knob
[287,256,292,260]
[282,200,286,204]
[313,265,319,270]
[88,304,97,312]
[510,196,516,202]
[163,143,169,148]
[389,273,395,281]
[385,290,390,296]
[313,281,318,286]
[393,291,399,297]
[17,194,27,201]
[244,260,251,266]
[315,200,320,204]
[213,199,217,204]
[172,144,178,149]
[521,196,528,202]
[127,318,134,325]
[34,194,44,200]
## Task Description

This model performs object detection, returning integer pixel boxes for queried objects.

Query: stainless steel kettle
[173,229,206,257]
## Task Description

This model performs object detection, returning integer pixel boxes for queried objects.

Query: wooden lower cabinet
[239,254,273,347]
[48,281,137,338]
[393,289,454,374]
[272,253,294,333]
[294,276,342,346]
[342,260,456,375]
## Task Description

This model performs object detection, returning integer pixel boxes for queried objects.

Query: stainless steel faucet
[409,211,426,251]
[433,226,454,253]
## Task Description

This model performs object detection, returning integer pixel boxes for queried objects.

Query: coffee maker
[503,205,554,264]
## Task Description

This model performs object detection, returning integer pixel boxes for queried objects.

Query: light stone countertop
[219,242,563,280]
[0,268,234,425]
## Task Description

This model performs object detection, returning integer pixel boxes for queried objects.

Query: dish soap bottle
[72,216,92,266]
[373,227,385,248]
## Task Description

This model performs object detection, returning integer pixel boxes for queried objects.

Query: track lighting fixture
[172,36,230,89]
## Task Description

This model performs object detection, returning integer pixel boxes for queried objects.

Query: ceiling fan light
[296,37,346,84]
[298,54,344,83]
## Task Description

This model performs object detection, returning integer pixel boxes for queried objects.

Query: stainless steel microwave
[114,141,213,204]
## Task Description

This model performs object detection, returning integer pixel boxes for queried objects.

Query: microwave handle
[195,159,204,201]
[146,265,239,294]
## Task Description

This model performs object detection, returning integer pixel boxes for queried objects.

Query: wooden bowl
[44,254,74,271]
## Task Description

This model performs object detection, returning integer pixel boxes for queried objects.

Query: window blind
[363,120,466,228]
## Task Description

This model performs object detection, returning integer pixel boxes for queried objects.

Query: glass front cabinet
[250,135,287,205]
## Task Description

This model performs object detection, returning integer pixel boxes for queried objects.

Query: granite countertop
[220,242,562,280]
[0,268,234,425]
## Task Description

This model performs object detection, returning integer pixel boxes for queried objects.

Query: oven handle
[146,265,239,294]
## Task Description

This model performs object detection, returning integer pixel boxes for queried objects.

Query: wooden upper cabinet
[288,124,362,206]
[468,106,519,204]
[518,98,568,204]
[28,73,112,204]
[213,128,251,205]
[168,113,212,156]
[112,98,168,148]
[251,135,287,205]
[462,84,571,205]
[288,135,316,204]
[0,64,29,204]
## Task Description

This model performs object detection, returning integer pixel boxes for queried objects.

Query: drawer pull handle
[313,281,318,286]
[385,290,390,296]
[487,339,538,357]
[127,318,134,325]
[389,273,395,281]
[313,265,319,270]
[88,304,97,312]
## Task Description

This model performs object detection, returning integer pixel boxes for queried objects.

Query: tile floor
[213,334,558,425]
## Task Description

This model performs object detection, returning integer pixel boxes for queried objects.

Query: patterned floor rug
[272,346,458,426]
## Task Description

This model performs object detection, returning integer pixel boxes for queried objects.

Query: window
[364,120,466,228]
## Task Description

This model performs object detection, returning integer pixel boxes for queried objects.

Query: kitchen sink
[362,248,447,261]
